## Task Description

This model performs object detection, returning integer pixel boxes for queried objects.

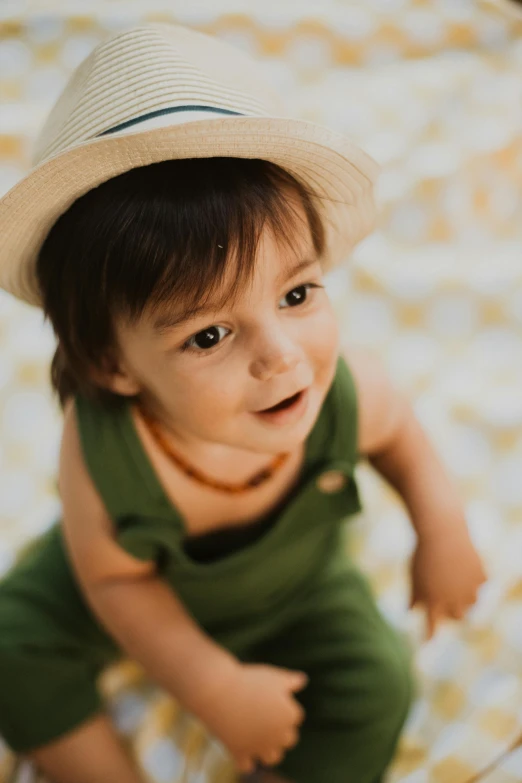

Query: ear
[90,354,141,397]
[103,371,141,397]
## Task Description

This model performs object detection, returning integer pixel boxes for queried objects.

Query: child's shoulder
[59,395,156,584]
[340,345,408,457]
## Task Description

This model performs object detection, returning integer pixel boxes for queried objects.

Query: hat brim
[0,115,379,306]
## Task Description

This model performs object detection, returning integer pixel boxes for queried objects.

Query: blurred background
[1,1,522,781]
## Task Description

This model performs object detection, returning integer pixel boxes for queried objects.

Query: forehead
[147,225,317,334]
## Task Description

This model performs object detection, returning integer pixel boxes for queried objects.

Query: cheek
[305,306,340,359]
[118,335,243,425]
[162,363,243,422]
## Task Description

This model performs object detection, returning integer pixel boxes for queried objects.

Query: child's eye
[183,325,230,352]
[279,283,321,309]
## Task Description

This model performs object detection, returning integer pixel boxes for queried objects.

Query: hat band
[97,105,245,137]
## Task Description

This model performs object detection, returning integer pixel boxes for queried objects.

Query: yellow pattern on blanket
[0,1,521,780]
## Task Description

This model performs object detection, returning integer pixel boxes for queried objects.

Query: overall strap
[305,355,359,469]
[74,394,177,525]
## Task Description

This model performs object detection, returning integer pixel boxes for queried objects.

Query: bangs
[36,157,326,404]
[105,157,325,324]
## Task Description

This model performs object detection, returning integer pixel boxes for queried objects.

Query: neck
[133,401,289,481]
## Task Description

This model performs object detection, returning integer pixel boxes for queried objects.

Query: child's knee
[0,628,102,752]
[0,595,28,685]
[0,638,39,750]
[327,633,414,736]
[278,639,414,783]
[365,633,415,735]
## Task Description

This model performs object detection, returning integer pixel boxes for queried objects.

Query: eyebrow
[152,257,319,334]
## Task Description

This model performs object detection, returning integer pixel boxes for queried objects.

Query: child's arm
[58,400,305,773]
[344,347,486,639]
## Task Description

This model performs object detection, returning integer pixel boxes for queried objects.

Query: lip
[253,388,309,426]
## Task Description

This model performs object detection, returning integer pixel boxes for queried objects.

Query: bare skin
[27,716,292,783]
[28,714,147,783]
[27,716,293,783]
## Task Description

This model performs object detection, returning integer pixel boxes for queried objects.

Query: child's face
[113,217,340,456]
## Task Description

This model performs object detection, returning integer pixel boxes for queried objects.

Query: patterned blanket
[0,1,521,780]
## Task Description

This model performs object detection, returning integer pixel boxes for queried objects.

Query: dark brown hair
[36,157,325,408]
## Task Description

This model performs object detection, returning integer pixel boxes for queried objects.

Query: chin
[263,400,321,452]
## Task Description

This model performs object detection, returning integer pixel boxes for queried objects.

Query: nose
[248,329,302,382]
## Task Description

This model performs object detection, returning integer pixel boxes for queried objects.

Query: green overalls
[0,357,414,782]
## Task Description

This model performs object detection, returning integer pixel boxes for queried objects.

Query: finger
[458,587,481,609]
[463,588,478,606]
[426,606,443,640]
[283,670,309,693]
[261,748,284,767]
[292,701,306,726]
[235,756,255,774]
[448,604,466,620]
[282,729,299,749]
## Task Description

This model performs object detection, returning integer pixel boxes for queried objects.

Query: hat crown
[33,23,282,165]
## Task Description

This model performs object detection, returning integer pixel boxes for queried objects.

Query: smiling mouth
[259,391,303,413]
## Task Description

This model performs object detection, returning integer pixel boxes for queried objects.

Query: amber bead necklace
[138,406,291,494]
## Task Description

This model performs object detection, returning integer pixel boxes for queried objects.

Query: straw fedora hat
[0,22,379,307]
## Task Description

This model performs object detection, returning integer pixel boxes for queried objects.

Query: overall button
[316,470,347,494]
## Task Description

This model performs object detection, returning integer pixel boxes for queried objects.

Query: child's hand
[409,524,487,640]
[201,662,307,774]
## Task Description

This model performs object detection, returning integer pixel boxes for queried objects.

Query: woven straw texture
[1,1,522,781]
